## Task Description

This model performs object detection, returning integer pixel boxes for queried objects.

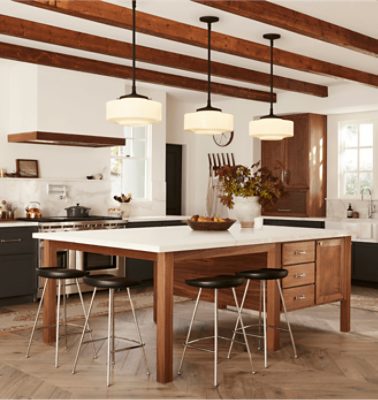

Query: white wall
[166,83,378,216]
[166,94,262,216]
[0,60,166,217]
[1,57,377,218]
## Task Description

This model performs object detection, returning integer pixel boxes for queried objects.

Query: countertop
[34,224,349,253]
[0,215,187,228]
[0,221,39,227]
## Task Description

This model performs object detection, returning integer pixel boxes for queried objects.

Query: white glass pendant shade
[249,117,293,141]
[106,97,162,126]
[184,110,234,135]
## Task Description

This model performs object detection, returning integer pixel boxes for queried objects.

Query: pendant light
[106,0,161,126]
[184,16,233,135]
[249,34,293,141]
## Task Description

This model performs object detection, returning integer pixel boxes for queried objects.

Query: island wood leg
[340,236,351,332]
[266,243,281,351]
[155,252,174,383]
[153,260,157,323]
[43,240,57,343]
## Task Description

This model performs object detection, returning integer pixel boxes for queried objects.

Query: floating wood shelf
[7,131,125,147]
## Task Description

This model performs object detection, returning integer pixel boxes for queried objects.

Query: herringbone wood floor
[0,294,377,399]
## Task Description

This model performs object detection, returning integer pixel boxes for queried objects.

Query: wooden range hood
[7,131,125,147]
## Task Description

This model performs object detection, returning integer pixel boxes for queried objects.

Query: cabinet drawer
[283,285,314,311]
[282,263,315,288]
[0,227,37,255]
[282,241,315,265]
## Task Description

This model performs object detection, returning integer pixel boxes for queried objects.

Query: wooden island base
[38,227,351,384]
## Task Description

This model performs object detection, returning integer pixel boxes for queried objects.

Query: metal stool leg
[62,279,68,350]
[55,280,62,368]
[276,280,298,359]
[177,288,202,375]
[26,279,48,358]
[112,289,115,367]
[214,288,219,388]
[72,287,97,374]
[258,280,263,351]
[127,287,150,376]
[107,288,114,387]
[262,280,268,368]
[231,288,255,375]
[227,279,250,359]
[75,279,98,359]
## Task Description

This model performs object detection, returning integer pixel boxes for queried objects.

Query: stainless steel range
[23,216,129,294]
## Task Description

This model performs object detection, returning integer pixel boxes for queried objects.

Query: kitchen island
[34,224,351,384]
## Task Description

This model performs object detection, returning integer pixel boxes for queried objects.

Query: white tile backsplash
[326,198,377,219]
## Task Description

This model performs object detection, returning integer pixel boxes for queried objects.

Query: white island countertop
[34,224,349,253]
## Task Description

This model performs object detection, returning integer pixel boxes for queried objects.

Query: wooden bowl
[186,218,236,231]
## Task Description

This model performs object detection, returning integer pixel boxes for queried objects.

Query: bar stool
[177,275,255,388]
[228,268,297,368]
[26,267,94,368]
[72,274,150,387]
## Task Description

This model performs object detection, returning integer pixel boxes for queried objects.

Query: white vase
[233,196,261,228]
[119,203,131,220]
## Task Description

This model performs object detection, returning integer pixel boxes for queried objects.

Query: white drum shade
[184,110,234,135]
[249,117,294,141]
[106,97,162,126]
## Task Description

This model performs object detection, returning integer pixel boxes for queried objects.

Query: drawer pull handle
[0,238,22,244]
[294,272,306,278]
[294,250,307,255]
[278,208,291,212]
[294,295,306,300]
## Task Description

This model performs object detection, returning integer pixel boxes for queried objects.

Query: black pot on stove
[65,203,91,217]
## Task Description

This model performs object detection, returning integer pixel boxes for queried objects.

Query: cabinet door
[315,239,344,304]
[0,254,36,298]
[261,139,285,181]
[284,114,309,188]
[263,190,307,216]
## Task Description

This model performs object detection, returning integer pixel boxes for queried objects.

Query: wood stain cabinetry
[261,113,327,217]
[281,238,346,311]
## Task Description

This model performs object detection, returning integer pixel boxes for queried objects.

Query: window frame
[110,125,152,201]
[338,119,374,199]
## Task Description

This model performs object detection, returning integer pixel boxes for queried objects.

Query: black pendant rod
[198,16,220,112]
[206,20,212,108]
[120,0,147,100]
[263,33,280,117]
[269,37,274,116]
[131,0,137,95]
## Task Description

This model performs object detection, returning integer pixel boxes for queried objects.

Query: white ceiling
[1,0,377,99]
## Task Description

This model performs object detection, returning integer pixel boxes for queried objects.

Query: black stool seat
[186,275,245,289]
[83,274,141,289]
[238,268,288,280]
[36,267,88,279]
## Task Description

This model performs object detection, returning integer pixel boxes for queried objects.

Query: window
[339,121,374,198]
[110,126,151,200]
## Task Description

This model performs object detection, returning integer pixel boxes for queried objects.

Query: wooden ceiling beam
[0,15,327,97]
[13,0,378,88]
[0,42,275,102]
[194,0,378,57]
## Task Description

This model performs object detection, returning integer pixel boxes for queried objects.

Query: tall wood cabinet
[261,113,327,217]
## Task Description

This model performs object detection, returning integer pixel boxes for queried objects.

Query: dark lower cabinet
[263,218,325,229]
[352,242,378,284]
[0,226,38,305]
[125,220,186,282]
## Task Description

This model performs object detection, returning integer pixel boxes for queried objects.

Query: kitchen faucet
[360,188,376,218]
